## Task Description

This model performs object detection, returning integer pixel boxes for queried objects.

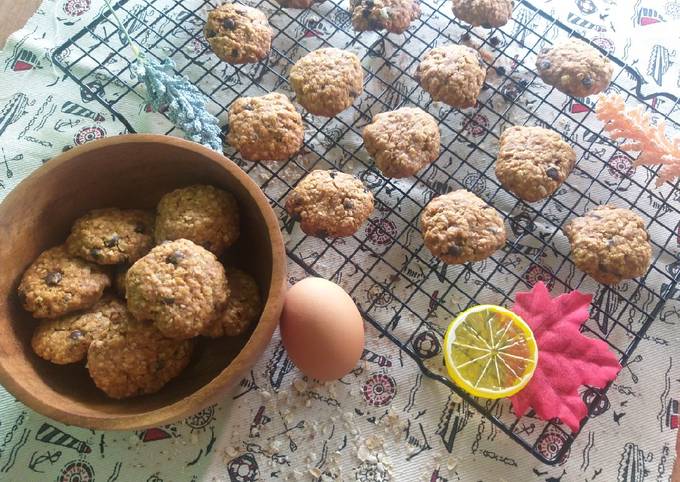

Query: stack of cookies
[19,185,261,399]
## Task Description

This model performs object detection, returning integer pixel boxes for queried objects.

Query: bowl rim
[0,134,287,430]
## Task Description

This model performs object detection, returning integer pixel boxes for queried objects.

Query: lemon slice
[444,305,538,399]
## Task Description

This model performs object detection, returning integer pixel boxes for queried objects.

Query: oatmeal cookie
[87,317,194,399]
[350,0,421,34]
[228,92,304,161]
[285,170,374,238]
[536,38,613,97]
[565,205,652,285]
[421,190,507,264]
[363,107,440,178]
[126,239,229,339]
[416,44,486,108]
[289,48,364,117]
[155,184,240,256]
[202,267,262,338]
[452,0,513,28]
[496,126,576,202]
[204,4,272,64]
[18,245,111,319]
[66,208,155,265]
[31,297,128,365]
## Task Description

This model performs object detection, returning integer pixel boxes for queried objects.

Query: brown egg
[280,277,365,381]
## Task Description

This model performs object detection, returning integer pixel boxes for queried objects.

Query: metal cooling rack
[53,0,680,465]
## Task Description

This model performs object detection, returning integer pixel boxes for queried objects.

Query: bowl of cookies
[0,134,286,430]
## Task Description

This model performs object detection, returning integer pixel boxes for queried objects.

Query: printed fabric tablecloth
[0,0,679,481]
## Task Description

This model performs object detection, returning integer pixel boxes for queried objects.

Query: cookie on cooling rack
[228,92,304,161]
[155,184,240,256]
[451,0,514,28]
[420,190,507,264]
[495,126,575,202]
[126,239,229,339]
[202,267,262,338]
[363,107,440,178]
[349,0,421,34]
[87,315,194,399]
[536,38,613,97]
[204,4,272,64]
[18,245,111,319]
[285,170,374,238]
[289,48,364,117]
[416,44,486,109]
[565,205,652,285]
[66,208,155,265]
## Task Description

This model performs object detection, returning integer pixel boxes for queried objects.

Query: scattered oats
[309,467,321,478]
[293,378,307,393]
[446,456,459,472]
[260,390,272,400]
[366,454,378,464]
[284,414,294,425]
[377,462,385,473]
[269,439,282,452]
[357,444,370,462]
[225,446,239,457]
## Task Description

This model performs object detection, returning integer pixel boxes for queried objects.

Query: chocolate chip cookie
[204,4,272,64]
[416,44,486,108]
[202,267,262,338]
[350,0,421,34]
[363,107,440,178]
[155,184,240,256]
[31,297,128,365]
[18,245,111,319]
[66,208,155,265]
[565,205,652,285]
[421,190,507,264]
[536,38,613,97]
[496,126,576,202]
[289,48,364,117]
[87,317,194,399]
[126,239,229,339]
[228,92,304,161]
[452,0,513,28]
[285,170,374,238]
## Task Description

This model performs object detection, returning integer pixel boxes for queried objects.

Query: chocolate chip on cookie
[126,239,229,339]
[18,245,111,319]
[452,0,513,28]
[202,267,262,338]
[536,38,613,97]
[421,190,507,264]
[565,205,652,285]
[204,4,272,64]
[496,126,576,202]
[416,44,486,108]
[289,48,364,117]
[350,0,421,34]
[285,170,374,238]
[228,92,304,161]
[155,184,240,257]
[363,107,440,178]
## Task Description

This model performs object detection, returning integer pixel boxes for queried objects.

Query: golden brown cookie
[416,44,486,108]
[31,297,128,365]
[495,126,576,202]
[66,208,155,265]
[452,0,513,28]
[228,92,304,161]
[202,267,262,338]
[126,239,229,339]
[155,184,240,256]
[536,38,613,97]
[363,107,440,178]
[565,205,652,285]
[87,317,193,399]
[350,0,421,34]
[289,48,364,117]
[204,4,272,64]
[421,190,507,264]
[18,245,111,319]
[285,170,374,238]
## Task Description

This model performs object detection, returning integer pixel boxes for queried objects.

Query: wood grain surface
[0,0,41,48]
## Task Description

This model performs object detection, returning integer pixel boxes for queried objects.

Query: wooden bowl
[0,134,286,430]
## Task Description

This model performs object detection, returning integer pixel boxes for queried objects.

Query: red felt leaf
[509,282,621,432]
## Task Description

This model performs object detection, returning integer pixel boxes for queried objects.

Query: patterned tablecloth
[0,0,679,481]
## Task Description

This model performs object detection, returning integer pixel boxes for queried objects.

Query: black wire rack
[53,0,680,465]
